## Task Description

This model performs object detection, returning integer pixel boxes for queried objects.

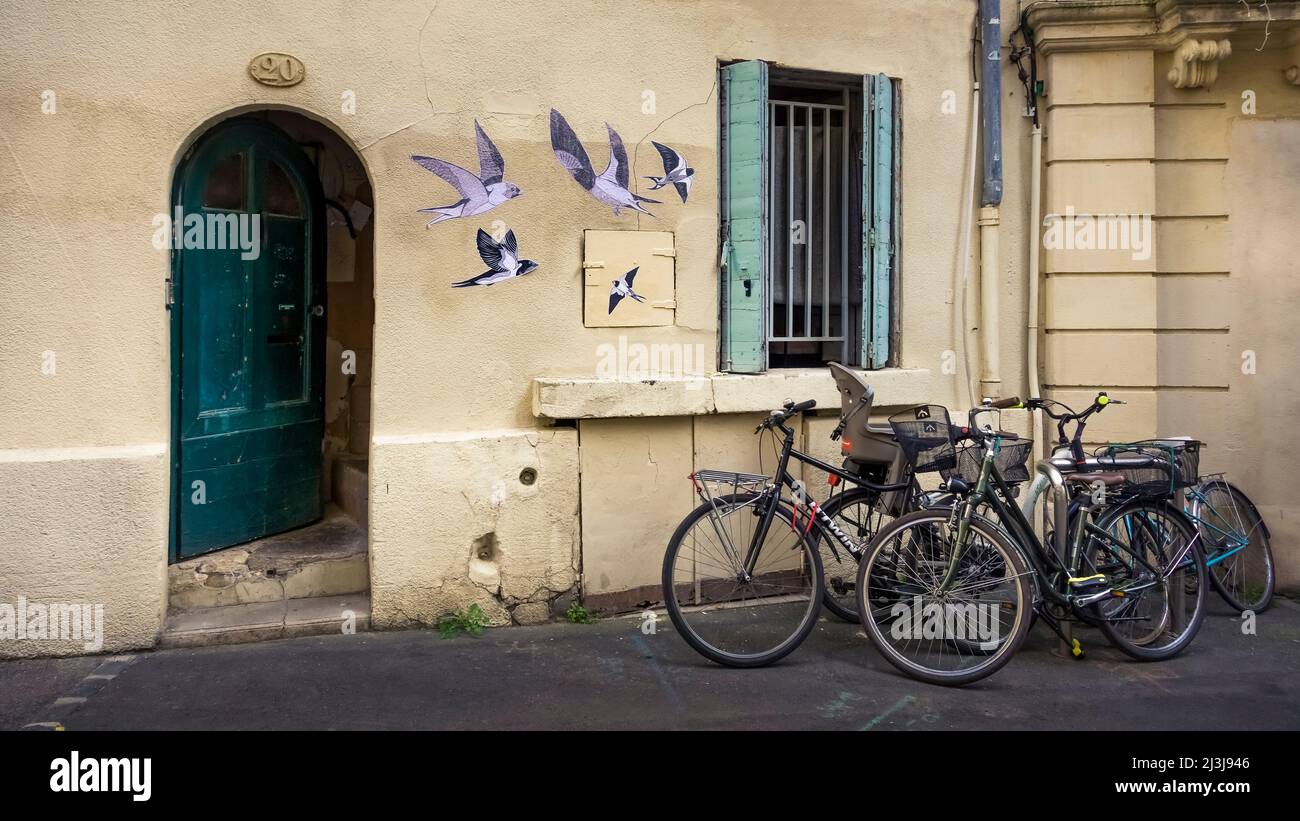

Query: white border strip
[0,443,167,464]
[372,429,556,446]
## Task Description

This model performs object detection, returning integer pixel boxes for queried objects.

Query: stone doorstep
[168,507,369,612]
[168,553,369,611]
[160,593,370,649]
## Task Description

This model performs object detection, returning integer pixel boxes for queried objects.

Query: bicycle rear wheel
[662,492,823,667]
[1193,480,1274,613]
[816,487,897,622]
[1090,500,1207,661]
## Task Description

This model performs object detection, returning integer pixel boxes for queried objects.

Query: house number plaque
[249,53,305,87]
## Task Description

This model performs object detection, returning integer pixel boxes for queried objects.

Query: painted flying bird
[644,141,694,203]
[412,121,521,226]
[451,228,539,288]
[608,266,646,314]
[549,109,660,217]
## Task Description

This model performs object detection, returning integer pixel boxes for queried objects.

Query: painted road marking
[631,632,686,715]
[860,694,916,731]
[25,654,140,730]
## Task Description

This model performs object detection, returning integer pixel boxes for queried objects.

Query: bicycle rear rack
[689,470,772,505]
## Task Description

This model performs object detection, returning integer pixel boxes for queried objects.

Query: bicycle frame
[1183,482,1257,567]
[942,438,1199,616]
[740,421,910,578]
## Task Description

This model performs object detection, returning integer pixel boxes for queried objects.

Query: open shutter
[863,73,895,369]
[720,60,768,373]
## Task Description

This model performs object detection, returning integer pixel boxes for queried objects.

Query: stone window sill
[532,367,933,420]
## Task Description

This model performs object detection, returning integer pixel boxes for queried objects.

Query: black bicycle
[661,399,912,667]
[813,364,1036,623]
[855,396,1209,686]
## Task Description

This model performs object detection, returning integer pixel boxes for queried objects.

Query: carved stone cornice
[1026,0,1300,55]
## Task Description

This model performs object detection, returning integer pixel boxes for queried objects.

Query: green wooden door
[171,119,326,560]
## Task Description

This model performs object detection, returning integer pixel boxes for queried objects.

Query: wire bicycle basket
[887,405,956,474]
[1094,439,1202,497]
[944,438,1034,484]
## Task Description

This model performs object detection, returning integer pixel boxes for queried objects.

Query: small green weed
[439,603,489,638]
[565,603,596,624]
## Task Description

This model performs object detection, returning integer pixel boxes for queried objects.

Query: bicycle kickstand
[1036,604,1084,659]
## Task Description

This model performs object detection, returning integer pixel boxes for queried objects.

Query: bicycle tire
[855,508,1034,687]
[1192,480,1274,613]
[815,487,895,623]
[662,492,824,668]
[1091,499,1207,661]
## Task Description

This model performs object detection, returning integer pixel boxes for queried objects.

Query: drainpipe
[977,0,1002,398]
[1027,124,1044,469]
[956,77,981,409]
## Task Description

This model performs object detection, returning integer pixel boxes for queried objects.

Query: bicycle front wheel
[662,492,824,668]
[856,509,1034,687]
[1193,481,1274,613]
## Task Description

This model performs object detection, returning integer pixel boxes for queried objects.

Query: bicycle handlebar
[953,423,1021,444]
[1024,391,1122,422]
[756,399,816,433]
[1018,391,1126,459]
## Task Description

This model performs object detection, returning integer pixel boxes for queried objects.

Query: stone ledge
[159,593,369,649]
[532,367,932,420]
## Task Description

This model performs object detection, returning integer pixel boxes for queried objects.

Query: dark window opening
[767,76,863,368]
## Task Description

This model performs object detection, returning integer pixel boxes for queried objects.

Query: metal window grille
[767,98,850,361]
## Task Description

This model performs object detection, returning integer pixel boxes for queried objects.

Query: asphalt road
[3,596,1298,730]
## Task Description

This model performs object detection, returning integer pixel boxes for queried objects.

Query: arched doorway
[170,118,326,559]
[168,111,375,577]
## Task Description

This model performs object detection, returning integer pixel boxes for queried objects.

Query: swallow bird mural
[645,141,694,203]
[549,109,660,217]
[608,266,646,314]
[412,121,521,226]
[451,228,539,288]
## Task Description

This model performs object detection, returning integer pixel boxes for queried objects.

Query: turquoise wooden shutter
[720,60,768,373]
[863,73,895,369]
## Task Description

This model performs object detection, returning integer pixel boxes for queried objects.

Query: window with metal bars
[768,82,859,367]
[720,62,898,373]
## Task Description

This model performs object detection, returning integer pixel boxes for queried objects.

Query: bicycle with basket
[853,394,1210,686]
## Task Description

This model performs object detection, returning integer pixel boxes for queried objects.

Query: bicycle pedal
[1068,573,1106,590]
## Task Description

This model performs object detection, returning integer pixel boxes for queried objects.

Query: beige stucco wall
[1037,9,1300,589]
[0,446,168,657]
[0,0,1036,656]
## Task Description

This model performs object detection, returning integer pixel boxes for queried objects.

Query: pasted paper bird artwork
[608,266,646,314]
[549,109,660,216]
[452,228,539,288]
[645,141,694,203]
[412,121,521,226]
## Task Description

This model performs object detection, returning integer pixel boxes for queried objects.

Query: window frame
[719,60,900,373]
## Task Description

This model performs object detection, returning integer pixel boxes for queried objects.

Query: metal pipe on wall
[1027,124,1044,468]
[978,206,1001,396]
[979,0,1003,208]
[977,0,1003,397]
